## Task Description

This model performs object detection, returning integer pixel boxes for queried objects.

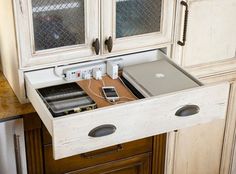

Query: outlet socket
[63,63,106,81]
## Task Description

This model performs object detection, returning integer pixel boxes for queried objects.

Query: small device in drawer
[37,83,97,117]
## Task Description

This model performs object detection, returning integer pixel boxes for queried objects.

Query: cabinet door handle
[88,124,116,137]
[105,36,113,53]
[178,1,189,46]
[175,105,200,117]
[19,0,23,14]
[81,144,123,159]
[92,38,100,55]
[14,134,23,174]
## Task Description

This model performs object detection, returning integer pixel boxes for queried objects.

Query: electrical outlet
[63,63,106,81]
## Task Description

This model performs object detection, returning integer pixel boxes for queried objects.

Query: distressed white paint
[102,0,175,54]
[177,0,236,67]
[25,68,229,159]
[13,0,100,67]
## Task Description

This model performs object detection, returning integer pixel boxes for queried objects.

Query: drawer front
[44,138,152,174]
[66,153,151,174]
[51,83,229,159]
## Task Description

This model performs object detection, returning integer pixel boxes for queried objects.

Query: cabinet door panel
[174,0,236,67]
[14,0,100,67]
[66,153,151,174]
[102,0,175,54]
[31,0,86,51]
[115,0,162,38]
[173,120,225,174]
[43,138,152,174]
[171,82,236,174]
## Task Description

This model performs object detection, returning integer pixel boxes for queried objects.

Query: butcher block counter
[0,72,34,121]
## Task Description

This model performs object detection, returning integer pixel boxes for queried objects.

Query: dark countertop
[0,72,35,121]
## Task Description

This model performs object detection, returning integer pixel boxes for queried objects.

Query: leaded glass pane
[32,0,85,51]
[116,0,162,38]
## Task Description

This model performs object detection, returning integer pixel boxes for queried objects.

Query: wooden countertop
[0,72,35,121]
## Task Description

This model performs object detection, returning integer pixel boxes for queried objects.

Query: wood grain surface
[77,76,137,108]
[0,72,34,120]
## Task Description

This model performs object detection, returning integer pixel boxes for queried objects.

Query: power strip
[63,63,106,81]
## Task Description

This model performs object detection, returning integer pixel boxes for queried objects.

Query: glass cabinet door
[102,0,175,54]
[31,0,86,51]
[15,0,99,67]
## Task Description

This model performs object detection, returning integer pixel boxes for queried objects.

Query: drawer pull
[175,105,200,117]
[88,124,116,137]
[81,144,123,159]
[178,1,189,46]
[92,38,100,55]
[105,36,113,53]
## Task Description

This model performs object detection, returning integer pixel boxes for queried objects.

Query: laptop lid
[122,59,199,97]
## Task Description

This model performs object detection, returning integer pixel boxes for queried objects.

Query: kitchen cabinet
[13,0,175,67]
[23,114,166,174]
[14,0,100,67]
[173,0,236,67]
[165,72,236,174]
[0,0,178,102]
[225,82,236,174]
[171,120,225,174]
[172,77,236,174]
[24,50,229,160]
[0,118,27,174]
[0,0,233,173]
[65,153,151,174]
[168,0,236,173]
[102,0,175,54]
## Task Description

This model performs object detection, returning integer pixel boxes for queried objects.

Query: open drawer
[25,50,230,160]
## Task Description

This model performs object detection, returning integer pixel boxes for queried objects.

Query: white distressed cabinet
[0,119,27,174]
[173,0,236,67]
[0,0,232,170]
[14,0,100,67]
[23,50,230,160]
[102,0,175,54]
[14,0,176,67]
[169,0,236,173]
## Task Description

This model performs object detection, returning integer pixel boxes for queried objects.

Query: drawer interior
[30,52,201,119]
[24,50,230,159]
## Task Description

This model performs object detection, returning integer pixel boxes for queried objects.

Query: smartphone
[102,86,119,101]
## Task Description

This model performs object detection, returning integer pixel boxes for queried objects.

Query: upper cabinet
[14,0,176,68]
[173,0,236,67]
[102,0,175,54]
[14,0,100,67]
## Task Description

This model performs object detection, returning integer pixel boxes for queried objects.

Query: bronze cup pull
[105,36,113,53]
[92,38,100,55]
[88,124,116,138]
[175,105,200,117]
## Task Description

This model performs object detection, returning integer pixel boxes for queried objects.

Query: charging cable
[87,77,135,105]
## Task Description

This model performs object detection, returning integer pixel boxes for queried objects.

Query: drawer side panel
[25,78,54,135]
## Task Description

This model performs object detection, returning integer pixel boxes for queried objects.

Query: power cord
[87,77,135,105]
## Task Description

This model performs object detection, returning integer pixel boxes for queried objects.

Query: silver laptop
[122,59,199,97]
